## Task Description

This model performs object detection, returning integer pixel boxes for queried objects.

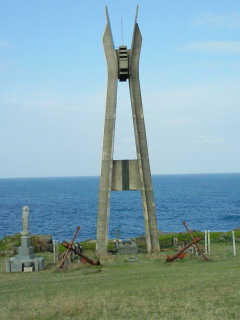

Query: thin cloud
[183,41,240,53]
[194,13,240,29]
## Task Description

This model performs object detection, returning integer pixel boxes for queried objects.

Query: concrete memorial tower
[96,7,160,254]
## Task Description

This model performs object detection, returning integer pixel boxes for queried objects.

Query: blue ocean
[0,173,240,242]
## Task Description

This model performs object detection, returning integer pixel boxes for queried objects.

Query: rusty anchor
[182,221,209,261]
[62,241,100,266]
[166,237,201,262]
[59,226,100,268]
[166,222,209,262]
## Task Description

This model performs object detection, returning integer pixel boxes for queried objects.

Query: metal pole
[207,230,210,253]
[232,231,236,256]
[205,230,208,253]
[53,240,56,263]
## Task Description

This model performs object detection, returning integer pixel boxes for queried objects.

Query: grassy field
[0,243,240,320]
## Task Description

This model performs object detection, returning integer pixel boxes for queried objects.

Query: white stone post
[205,230,208,253]
[207,230,210,253]
[232,231,236,257]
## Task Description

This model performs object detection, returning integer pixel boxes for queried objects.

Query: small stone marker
[115,239,138,255]
[6,206,44,272]
[127,256,138,262]
[24,267,33,272]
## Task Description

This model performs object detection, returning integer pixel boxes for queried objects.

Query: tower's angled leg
[96,8,118,254]
[129,22,160,253]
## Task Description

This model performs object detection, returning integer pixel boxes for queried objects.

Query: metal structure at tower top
[96,7,160,254]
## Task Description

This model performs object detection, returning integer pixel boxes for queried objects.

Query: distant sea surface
[0,174,240,242]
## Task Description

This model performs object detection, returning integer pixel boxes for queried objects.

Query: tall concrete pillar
[96,7,160,254]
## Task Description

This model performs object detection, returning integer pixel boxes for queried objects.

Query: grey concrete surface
[96,7,160,254]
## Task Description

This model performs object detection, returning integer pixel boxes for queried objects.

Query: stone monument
[115,239,138,255]
[6,206,44,272]
[96,7,160,254]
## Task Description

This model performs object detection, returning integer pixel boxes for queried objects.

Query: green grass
[0,243,240,320]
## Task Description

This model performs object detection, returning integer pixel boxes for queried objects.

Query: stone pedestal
[6,254,45,272]
[6,206,44,272]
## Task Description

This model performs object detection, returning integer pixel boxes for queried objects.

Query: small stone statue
[21,206,30,236]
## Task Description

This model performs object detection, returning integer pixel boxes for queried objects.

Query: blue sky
[0,0,240,178]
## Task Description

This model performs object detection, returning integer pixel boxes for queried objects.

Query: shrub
[30,235,47,252]
[0,233,49,255]
[0,234,21,256]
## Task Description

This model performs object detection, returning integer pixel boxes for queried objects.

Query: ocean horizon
[0,173,240,242]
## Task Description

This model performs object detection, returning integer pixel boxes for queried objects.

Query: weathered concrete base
[6,256,44,272]
[6,237,44,272]
[24,266,33,272]
[96,252,114,264]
